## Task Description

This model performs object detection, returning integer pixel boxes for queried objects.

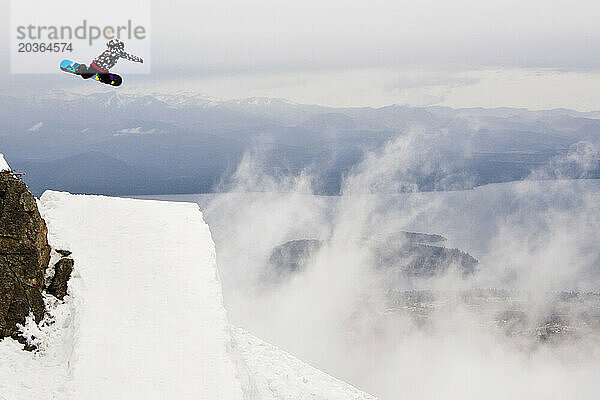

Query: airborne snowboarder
[76,38,143,78]
[60,38,143,86]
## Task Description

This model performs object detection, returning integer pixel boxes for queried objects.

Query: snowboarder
[75,38,143,79]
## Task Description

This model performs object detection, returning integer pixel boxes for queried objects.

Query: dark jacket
[92,39,143,71]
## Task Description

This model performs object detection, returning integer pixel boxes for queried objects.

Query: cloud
[110,67,600,111]
[150,0,600,72]
[529,141,600,180]
[2,0,599,110]
[342,129,475,194]
[200,135,600,399]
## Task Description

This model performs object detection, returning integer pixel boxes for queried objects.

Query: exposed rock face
[56,249,72,257]
[47,257,74,300]
[269,239,322,277]
[268,232,478,284]
[375,242,478,278]
[0,171,51,341]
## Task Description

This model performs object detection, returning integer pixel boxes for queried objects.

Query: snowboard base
[60,59,122,87]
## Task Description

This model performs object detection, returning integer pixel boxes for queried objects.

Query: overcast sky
[1,0,600,110]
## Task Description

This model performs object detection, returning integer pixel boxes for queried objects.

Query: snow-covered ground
[0,189,375,400]
[233,328,375,400]
[0,154,9,171]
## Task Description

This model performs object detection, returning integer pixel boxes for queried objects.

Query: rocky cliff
[0,166,51,342]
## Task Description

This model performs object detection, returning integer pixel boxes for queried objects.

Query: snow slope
[0,190,376,400]
[0,154,9,171]
[233,328,376,400]
[38,191,244,400]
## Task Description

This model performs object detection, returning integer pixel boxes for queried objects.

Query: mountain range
[2,91,599,196]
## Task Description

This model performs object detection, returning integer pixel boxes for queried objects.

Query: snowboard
[60,59,123,87]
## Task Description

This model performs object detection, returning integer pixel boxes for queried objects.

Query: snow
[230,97,298,107]
[0,292,75,398]
[151,92,222,107]
[114,127,157,135]
[0,191,376,400]
[20,191,243,399]
[102,92,130,108]
[28,122,43,132]
[233,328,376,400]
[0,154,9,171]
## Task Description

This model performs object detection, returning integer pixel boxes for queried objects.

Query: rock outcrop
[0,170,51,342]
[47,256,74,300]
[268,232,478,284]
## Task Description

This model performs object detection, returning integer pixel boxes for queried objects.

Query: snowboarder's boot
[75,64,97,79]
[75,64,87,75]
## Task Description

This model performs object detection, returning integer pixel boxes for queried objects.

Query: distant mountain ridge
[2,92,599,196]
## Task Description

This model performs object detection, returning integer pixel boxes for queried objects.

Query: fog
[163,131,600,399]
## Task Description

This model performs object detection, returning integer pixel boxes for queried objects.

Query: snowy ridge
[150,92,222,107]
[38,192,244,399]
[227,97,299,106]
[0,191,376,400]
[0,154,10,171]
[233,328,376,400]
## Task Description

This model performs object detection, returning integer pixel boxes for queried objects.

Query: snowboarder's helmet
[108,39,125,50]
